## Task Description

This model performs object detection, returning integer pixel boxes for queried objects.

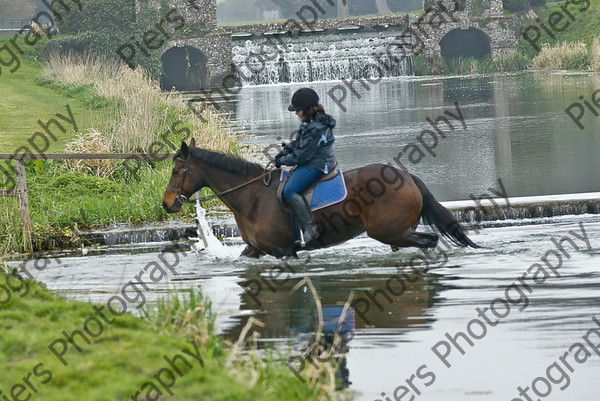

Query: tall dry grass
[591,37,600,71]
[42,52,235,155]
[532,42,590,70]
[63,129,115,177]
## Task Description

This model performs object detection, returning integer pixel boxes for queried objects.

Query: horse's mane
[176,147,264,177]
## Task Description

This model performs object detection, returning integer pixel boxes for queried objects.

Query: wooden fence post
[14,158,33,254]
[0,152,172,255]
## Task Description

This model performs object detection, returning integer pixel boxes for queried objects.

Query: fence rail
[0,153,172,160]
[0,153,173,254]
[0,19,31,31]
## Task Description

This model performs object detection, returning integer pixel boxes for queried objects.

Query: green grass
[0,36,110,152]
[0,36,229,255]
[0,269,331,401]
[0,160,219,253]
[526,0,600,51]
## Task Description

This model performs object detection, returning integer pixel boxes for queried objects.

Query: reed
[591,37,600,71]
[42,52,235,155]
[532,42,590,70]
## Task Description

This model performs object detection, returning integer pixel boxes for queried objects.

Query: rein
[169,155,274,205]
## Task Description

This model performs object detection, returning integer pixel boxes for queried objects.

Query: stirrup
[295,225,319,248]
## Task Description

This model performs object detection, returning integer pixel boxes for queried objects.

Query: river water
[10,72,600,400]
[12,215,600,400]
[227,72,600,200]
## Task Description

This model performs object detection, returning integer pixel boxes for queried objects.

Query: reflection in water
[226,72,600,201]
[223,260,445,389]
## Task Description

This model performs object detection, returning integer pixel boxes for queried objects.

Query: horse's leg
[240,244,265,258]
[369,229,439,250]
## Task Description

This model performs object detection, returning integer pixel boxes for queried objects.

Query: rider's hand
[275,155,284,168]
[276,142,292,157]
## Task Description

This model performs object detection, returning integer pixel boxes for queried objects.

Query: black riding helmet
[288,88,319,112]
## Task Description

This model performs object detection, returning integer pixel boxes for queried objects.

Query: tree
[0,0,36,20]
[375,0,392,15]
[56,0,135,35]
[338,0,350,18]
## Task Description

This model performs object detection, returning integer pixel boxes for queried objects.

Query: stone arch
[160,46,208,91]
[439,27,491,60]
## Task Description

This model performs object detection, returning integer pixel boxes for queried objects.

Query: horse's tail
[410,174,481,248]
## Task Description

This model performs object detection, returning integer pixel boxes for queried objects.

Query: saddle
[277,162,348,213]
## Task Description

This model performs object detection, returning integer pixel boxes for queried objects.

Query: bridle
[167,154,274,207]
[167,155,193,207]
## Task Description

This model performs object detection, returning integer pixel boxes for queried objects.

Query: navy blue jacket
[279,113,337,173]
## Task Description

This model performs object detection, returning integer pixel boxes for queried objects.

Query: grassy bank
[0,37,236,255]
[0,268,341,400]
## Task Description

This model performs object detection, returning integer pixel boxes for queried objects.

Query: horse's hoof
[391,245,400,252]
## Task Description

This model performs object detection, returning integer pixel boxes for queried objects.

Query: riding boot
[287,193,319,247]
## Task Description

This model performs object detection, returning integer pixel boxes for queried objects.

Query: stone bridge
[149,0,519,90]
[221,15,410,37]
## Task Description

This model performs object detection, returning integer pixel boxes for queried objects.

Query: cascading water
[232,32,413,86]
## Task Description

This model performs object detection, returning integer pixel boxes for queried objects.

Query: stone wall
[142,0,217,32]
[422,0,503,16]
[221,15,409,36]
[162,33,232,88]
[411,13,518,59]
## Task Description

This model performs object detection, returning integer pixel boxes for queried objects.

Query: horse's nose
[162,202,170,212]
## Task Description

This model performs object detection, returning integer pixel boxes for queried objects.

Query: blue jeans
[283,165,323,201]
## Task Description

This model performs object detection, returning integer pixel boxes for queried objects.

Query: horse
[162,139,479,258]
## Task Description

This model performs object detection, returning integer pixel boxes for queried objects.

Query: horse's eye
[173,168,180,175]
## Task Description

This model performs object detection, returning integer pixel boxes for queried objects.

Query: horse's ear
[189,138,196,147]
[180,141,189,157]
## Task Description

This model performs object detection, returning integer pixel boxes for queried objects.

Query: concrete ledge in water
[443,192,600,223]
[74,193,600,246]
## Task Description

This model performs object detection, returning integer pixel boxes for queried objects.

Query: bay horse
[162,140,479,258]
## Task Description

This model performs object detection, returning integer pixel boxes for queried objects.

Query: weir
[74,193,600,246]
[232,32,413,86]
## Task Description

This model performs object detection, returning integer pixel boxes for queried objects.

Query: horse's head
[162,139,202,213]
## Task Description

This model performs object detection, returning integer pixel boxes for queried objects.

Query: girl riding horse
[276,88,336,247]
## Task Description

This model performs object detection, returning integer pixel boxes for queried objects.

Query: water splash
[192,200,239,258]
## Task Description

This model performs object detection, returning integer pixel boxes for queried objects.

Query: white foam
[192,200,239,259]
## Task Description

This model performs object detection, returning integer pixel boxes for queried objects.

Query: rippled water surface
[223,72,600,200]
[12,215,600,400]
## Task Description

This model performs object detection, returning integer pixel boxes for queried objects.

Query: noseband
[167,155,192,207]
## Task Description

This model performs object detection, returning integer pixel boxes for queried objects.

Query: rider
[275,88,337,247]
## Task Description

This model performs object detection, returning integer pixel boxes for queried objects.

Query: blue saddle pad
[281,169,348,211]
